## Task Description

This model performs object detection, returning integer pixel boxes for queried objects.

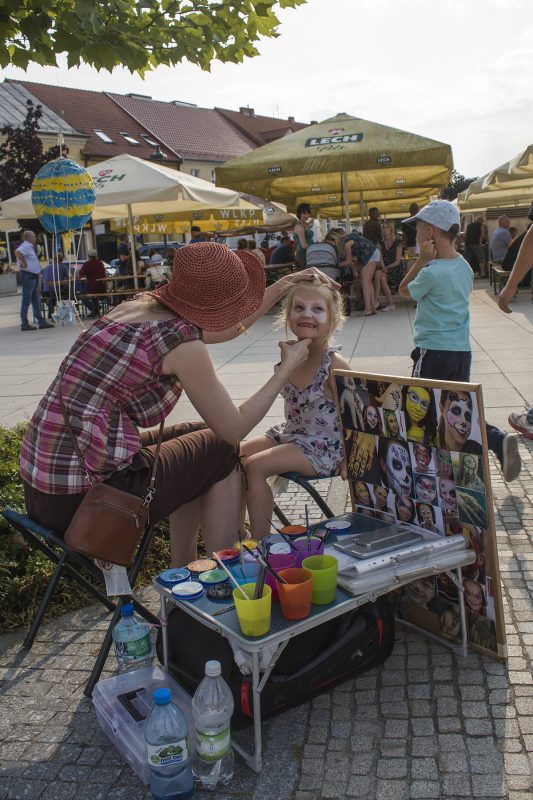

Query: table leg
[454,567,468,658]
[159,592,169,671]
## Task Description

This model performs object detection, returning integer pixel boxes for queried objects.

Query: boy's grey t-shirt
[408,255,473,351]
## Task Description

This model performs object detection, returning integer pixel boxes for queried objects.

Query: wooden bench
[492,266,511,295]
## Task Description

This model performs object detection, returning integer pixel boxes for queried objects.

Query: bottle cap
[120,603,134,617]
[153,687,171,705]
[205,660,222,677]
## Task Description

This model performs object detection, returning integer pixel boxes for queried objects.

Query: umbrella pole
[341,171,350,232]
[359,192,365,227]
[127,203,139,291]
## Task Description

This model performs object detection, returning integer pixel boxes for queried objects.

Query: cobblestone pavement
[0,287,532,799]
[1,453,532,800]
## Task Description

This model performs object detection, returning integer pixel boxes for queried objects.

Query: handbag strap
[58,376,165,506]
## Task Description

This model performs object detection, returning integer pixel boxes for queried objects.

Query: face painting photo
[414,473,438,505]
[379,438,413,496]
[437,390,481,453]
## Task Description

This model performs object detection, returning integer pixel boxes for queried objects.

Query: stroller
[305,242,352,314]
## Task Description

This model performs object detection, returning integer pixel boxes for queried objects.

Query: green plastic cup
[301,554,338,605]
[233,582,272,637]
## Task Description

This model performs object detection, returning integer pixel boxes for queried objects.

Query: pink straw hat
[147,242,265,331]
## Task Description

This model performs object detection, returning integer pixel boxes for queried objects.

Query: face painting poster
[334,371,506,660]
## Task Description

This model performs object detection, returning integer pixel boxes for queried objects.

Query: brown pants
[24,422,239,533]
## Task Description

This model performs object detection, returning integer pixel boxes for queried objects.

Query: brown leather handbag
[59,385,165,567]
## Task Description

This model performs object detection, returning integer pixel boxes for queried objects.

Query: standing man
[189,225,207,244]
[116,233,130,276]
[362,207,383,246]
[403,203,419,251]
[464,215,487,277]
[489,215,512,264]
[15,231,54,331]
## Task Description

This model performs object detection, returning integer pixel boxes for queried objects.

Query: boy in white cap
[399,199,520,482]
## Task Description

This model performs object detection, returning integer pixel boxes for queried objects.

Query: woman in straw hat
[20,243,331,566]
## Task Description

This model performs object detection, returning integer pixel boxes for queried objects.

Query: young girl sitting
[241,277,350,538]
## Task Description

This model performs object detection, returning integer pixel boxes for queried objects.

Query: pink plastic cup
[293,536,324,568]
[265,552,297,601]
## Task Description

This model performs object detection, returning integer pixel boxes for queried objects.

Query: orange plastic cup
[277,567,313,620]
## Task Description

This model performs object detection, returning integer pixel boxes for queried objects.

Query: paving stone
[409,780,440,799]
[411,758,438,781]
[377,759,407,779]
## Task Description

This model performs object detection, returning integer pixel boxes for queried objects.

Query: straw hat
[147,242,265,331]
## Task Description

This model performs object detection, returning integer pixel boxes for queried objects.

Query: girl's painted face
[355,481,371,506]
[442,392,472,448]
[366,407,378,429]
[414,444,430,472]
[436,449,453,479]
[439,479,457,513]
[396,496,414,522]
[415,475,437,503]
[289,290,330,340]
[374,485,388,509]
[406,387,431,424]
[386,411,399,437]
[385,442,412,495]
[418,503,434,526]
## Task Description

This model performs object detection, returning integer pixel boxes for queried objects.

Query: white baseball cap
[149,253,163,264]
[402,199,460,232]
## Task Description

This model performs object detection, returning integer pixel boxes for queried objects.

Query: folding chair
[2,508,159,697]
[272,472,336,526]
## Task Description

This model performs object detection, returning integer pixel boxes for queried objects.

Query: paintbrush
[241,543,288,585]
[267,518,297,550]
[211,552,250,600]
[211,603,236,617]
[305,504,311,551]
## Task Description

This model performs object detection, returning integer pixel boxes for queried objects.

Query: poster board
[333,370,506,660]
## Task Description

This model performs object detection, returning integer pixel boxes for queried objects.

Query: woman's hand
[278,338,311,372]
[279,266,341,290]
[498,283,515,313]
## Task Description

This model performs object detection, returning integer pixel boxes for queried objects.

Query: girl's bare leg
[170,500,201,567]
[245,443,317,537]
[381,274,394,306]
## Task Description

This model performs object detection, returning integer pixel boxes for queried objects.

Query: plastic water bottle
[192,660,234,790]
[144,688,194,800]
[112,603,152,674]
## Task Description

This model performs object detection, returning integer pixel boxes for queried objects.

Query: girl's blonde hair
[277,275,345,339]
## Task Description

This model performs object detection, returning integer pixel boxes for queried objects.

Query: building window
[190,169,200,178]
[93,129,114,143]
[211,169,216,183]
[120,132,141,145]
[140,134,160,147]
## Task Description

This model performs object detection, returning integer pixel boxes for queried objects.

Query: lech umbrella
[458,145,533,212]
[216,113,453,226]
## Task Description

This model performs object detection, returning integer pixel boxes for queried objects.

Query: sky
[2,0,532,179]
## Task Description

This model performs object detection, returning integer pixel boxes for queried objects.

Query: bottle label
[196,727,230,762]
[115,633,151,658]
[147,737,189,766]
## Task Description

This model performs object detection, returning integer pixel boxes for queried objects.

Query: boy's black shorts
[410,347,472,382]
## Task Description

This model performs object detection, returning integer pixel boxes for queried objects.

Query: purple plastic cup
[293,536,324,568]
[265,552,297,601]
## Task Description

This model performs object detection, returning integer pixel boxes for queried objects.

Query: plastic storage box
[92,665,193,783]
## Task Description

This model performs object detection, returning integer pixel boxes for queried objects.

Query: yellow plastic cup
[301,554,338,605]
[233,582,272,637]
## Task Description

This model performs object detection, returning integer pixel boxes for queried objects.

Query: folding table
[155,513,475,772]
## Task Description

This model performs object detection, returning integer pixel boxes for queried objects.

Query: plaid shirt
[20,317,201,494]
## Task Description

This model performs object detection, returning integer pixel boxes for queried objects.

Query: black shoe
[38,322,54,329]
[21,324,37,331]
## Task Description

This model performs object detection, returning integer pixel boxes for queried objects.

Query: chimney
[310,120,318,124]
[239,106,255,117]
[287,116,295,123]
